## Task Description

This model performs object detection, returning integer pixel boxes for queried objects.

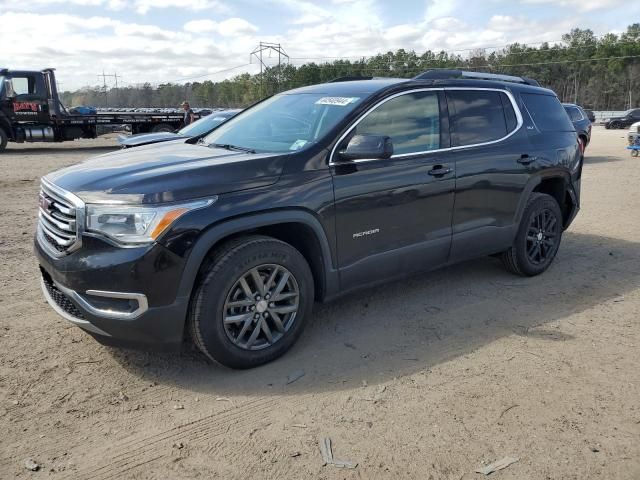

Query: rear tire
[152,124,174,133]
[501,193,563,276]
[189,236,314,369]
[0,129,8,152]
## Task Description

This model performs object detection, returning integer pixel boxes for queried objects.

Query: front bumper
[35,234,190,350]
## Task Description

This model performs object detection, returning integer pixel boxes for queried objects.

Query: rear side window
[564,106,584,122]
[447,90,516,147]
[522,93,574,132]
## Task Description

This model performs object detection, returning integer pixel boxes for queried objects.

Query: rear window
[522,93,575,132]
[564,105,584,122]
[447,90,517,147]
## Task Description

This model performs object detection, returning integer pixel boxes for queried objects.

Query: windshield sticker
[315,97,359,106]
[290,139,308,151]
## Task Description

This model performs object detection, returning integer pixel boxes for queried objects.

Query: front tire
[0,129,8,152]
[189,236,314,369]
[501,193,563,276]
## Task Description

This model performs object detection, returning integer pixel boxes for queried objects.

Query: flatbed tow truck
[0,68,204,152]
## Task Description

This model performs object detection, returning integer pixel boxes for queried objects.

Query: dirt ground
[0,128,639,479]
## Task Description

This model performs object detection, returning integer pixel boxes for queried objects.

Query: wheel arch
[515,173,578,230]
[578,132,589,147]
[175,210,339,305]
[0,116,13,141]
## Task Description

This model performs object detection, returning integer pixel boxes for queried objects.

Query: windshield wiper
[210,143,256,154]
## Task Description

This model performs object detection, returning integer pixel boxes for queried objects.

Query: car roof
[284,78,407,96]
[284,76,555,98]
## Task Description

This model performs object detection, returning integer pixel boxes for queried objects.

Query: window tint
[522,93,574,132]
[353,91,440,155]
[447,91,511,146]
[564,106,583,122]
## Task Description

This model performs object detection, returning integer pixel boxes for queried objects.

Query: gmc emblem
[39,193,52,211]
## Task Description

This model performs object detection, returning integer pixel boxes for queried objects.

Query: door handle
[428,165,452,177]
[518,154,536,165]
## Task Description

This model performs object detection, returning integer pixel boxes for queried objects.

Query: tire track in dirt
[71,394,310,480]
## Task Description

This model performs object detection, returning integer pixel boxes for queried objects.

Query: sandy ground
[0,129,639,479]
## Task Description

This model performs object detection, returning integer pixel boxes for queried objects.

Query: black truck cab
[0,68,202,151]
[0,68,65,144]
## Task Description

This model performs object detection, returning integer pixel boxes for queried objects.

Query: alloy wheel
[222,264,300,351]
[526,208,559,265]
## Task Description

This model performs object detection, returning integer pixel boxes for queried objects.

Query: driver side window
[354,91,441,155]
[9,77,36,96]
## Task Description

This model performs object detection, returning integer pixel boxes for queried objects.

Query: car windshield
[202,93,364,153]
[179,113,232,137]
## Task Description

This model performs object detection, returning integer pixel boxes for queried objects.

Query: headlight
[86,198,214,245]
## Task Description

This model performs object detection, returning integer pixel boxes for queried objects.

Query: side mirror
[338,134,393,161]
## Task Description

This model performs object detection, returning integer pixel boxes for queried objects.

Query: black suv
[35,70,582,368]
[604,108,640,129]
[563,103,591,155]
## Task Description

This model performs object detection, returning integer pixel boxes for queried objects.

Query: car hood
[118,132,186,147]
[46,142,287,204]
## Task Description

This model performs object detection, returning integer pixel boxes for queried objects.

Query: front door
[7,73,50,124]
[330,90,455,290]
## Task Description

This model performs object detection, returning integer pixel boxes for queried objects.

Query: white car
[628,121,640,145]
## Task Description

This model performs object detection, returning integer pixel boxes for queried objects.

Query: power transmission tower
[250,42,289,97]
[97,71,121,107]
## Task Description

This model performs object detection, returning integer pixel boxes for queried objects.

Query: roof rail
[328,76,373,83]
[413,69,540,87]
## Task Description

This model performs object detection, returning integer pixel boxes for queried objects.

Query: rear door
[331,90,455,289]
[445,88,533,261]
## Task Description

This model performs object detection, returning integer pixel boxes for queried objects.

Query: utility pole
[97,71,121,107]
[250,42,289,98]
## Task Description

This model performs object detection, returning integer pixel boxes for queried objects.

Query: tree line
[60,24,640,111]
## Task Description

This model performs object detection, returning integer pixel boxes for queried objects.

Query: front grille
[38,181,81,255]
[41,270,85,320]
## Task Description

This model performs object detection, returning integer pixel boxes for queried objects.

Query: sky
[0,0,638,90]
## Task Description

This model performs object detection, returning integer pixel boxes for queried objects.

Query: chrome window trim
[328,87,524,166]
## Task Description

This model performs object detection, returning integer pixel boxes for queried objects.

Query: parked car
[35,70,582,368]
[118,109,241,148]
[604,108,640,129]
[583,109,596,123]
[628,121,640,145]
[563,103,591,155]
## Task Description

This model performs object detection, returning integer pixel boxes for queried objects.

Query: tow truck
[0,68,204,152]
